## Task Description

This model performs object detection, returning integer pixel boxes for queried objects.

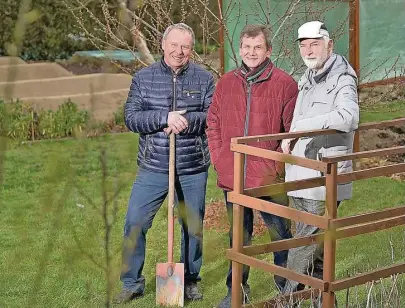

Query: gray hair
[162,23,195,47]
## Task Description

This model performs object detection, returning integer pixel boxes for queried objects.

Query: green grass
[1,130,404,307]
[360,100,405,123]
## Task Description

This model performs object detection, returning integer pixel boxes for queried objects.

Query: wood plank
[227,250,327,291]
[331,263,405,291]
[230,143,328,172]
[244,177,326,197]
[231,129,338,144]
[231,118,405,145]
[323,163,338,307]
[245,163,405,198]
[338,163,405,183]
[242,234,324,256]
[231,152,245,308]
[334,215,405,240]
[357,117,405,131]
[322,146,405,163]
[228,192,328,229]
[331,206,405,228]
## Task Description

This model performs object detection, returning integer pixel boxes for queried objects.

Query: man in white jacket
[281,21,359,304]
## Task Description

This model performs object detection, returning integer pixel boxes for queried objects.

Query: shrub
[0,0,118,60]
[0,99,89,141]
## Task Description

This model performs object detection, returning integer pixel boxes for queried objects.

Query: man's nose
[176,45,183,54]
[305,46,313,56]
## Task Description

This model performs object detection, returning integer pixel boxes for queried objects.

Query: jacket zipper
[172,74,177,111]
[243,81,253,185]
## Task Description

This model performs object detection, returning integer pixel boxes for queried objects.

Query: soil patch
[204,201,268,236]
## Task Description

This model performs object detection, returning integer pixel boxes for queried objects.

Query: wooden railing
[227,118,405,308]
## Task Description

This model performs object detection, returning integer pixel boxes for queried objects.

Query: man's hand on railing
[281,138,297,154]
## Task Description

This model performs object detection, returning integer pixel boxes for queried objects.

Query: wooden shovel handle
[168,132,175,263]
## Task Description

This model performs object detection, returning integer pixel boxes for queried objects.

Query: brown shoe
[113,289,143,304]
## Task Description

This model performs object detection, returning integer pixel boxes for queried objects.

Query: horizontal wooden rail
[331,205,405,228]
[244,177,325,197]
[228,192,328,229]
[231,129,339,144]
[242,289,321,308]
[334,214,405,240]
[230,143,328,172]
[357,117,405,131]
[244,163,405,198]
[242,233,324,256]
[232,118,405,144]
[242,213,405,256]
[331,262,405,291]
[322,146,405,163]
[227,250,327,291]
[338,163,405,182]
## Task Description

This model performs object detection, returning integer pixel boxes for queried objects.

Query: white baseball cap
[296,21,330,41]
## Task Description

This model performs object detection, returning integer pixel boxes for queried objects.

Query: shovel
[156,132,185,307]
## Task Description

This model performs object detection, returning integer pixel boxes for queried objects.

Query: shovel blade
[156,262,184,307]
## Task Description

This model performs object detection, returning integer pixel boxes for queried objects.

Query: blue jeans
[120,168,208,293]
[224,191,292,291]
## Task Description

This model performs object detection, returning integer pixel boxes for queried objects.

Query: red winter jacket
[206,61,298,190]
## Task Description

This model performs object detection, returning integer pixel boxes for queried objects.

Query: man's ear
[328,39,334,52]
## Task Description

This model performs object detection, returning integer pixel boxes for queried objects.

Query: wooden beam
[244,177,326,197]
[331,262,405,291]
[323,163,338,307]
[322,146,405,163]
[230,143,328,172]
[331,205,405,228]
[231,118,405,145]
[231,129,339,144]
[357,117,405,131]
[242,233,324,256]
[334,214,405,240]
[227,250,327,291]
[231,151,245,308]
[338,163,405,183]
[349,0,360,78]
[244,163,405,199]
[228,192,329,229]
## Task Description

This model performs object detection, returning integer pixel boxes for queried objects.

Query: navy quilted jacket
[124,59,215,175]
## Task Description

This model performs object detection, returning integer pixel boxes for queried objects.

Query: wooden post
[323,163,338,307]
[353,130,360,170]
[231,151,244,308]
[349,0,360,79]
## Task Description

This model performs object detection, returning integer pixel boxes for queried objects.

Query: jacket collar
[235,57,274,83]
[160,57,190,76]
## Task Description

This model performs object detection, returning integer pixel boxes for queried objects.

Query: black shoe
[113,289,143,304]
[184,282,203,301]
[216,284,250,308]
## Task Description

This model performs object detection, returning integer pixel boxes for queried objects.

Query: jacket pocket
[306,101,332,117]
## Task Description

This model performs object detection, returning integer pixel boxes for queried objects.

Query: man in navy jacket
[114,23,215,304]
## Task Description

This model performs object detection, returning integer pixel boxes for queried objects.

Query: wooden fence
[227,118,405,307]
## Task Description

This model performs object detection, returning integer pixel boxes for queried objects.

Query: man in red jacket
[207,24,298,308]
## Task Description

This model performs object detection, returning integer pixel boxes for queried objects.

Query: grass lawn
[360,100,405,123]
[1,116,405,307]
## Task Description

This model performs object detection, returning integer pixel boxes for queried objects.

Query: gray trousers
[282,197,340,307]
